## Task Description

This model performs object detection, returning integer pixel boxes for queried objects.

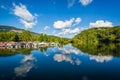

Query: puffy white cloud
[90,55,113,63]
[68,0,75,8]
[58,28,81,35]
[79,0,93,6]
[44,26,50,30]
[13,3,37,28]
[20,19,37,29]
[53,17,83,37]
[53,18,75,29]
[90,20,113,28]
[75,17,82,25]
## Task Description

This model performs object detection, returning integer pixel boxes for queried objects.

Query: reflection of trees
[72,43,120,57]
[39,47,48,52]
[0,48,32,56]
[0,49,16,56]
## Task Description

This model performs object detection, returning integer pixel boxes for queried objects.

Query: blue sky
[0,0,120,38]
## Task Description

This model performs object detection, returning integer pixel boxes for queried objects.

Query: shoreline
[0,42,59,49]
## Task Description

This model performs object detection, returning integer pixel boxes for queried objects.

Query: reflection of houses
[33,42,39,48]
[50,42,59,47]
[6,42,26,49]
[26,42,33,48]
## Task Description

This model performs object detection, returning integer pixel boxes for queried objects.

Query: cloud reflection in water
[53,46,82,65]
[90,55,113,63]
[14,55,36,77]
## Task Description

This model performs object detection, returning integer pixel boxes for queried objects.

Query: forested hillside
[72,26,120,45]
[0,26,70,44]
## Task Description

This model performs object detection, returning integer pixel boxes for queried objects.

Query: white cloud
[90,20,113,28]
[79,0,93,6]
[58,28,81,36]
[68,0,76,8]
[75,17,82,25]
[44,26,50,30]
[53,17,83,37]
[13,3,37,28]
[53,18,75,29]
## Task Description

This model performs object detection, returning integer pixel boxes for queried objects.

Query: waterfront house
[0,42,6,48]
[26,42,34,48]
[39,42,49,47]
[33,42,39,48]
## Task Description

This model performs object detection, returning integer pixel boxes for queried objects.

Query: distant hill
[0,25,39,35]
[72,26,120,45]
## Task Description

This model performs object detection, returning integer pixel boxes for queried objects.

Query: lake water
[0,44,120,80]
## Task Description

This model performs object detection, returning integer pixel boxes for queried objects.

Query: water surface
[0,44,120,80]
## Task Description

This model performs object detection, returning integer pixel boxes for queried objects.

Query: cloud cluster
[13,3,37,28]
[53,18,75,29]
[44,26,50,30]
[75,18,82,25]
[90,20,113,28]
[53,18,82,36]
[79,0,93,6]
[58,28,81,35]
[67,0,93,8]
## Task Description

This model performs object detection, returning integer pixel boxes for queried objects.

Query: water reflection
[72,43,120,57]
[14,55,36,77]
[89,55,113,63]
[53,45,81,65]
[0,44,120,80]
[54,54,73,63]
[58,45,82,55]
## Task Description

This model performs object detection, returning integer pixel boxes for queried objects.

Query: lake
[0,44,120,80]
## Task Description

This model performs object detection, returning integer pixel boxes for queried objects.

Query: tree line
[72,26,120,45]
[0,30,70,44]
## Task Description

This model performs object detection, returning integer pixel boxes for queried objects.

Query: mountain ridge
[0,25,39,35]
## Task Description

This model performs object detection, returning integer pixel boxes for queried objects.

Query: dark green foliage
[72,26,120,45]
[0,30,70,44]
[0,48,32,56]
[72,26,120,56]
